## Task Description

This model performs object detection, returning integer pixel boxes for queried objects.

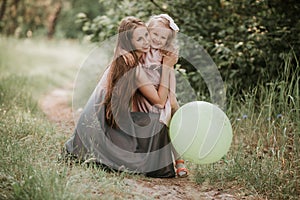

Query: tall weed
[195,52,299,199]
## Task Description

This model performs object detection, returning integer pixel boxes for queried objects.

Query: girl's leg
[170,85,188,177]
[171,144,188,177]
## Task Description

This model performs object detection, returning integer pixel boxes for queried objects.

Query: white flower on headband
[159,14,179,32]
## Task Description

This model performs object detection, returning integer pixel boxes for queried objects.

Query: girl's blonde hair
[147,14,178,54]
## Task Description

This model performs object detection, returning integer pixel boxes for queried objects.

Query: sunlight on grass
[0,37,90,92]
[0,37,132,200]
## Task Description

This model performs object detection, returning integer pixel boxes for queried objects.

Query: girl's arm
[136,53,178,108]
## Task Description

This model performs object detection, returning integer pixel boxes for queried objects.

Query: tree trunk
[0,0,7,22]
[47,1,62,39]
[8,0,20,35]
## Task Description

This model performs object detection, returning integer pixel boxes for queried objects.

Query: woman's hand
[118,47,135,67]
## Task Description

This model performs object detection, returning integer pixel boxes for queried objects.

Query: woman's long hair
[104,16,146,127]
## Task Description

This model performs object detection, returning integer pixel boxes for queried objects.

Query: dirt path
[39,86,249,200]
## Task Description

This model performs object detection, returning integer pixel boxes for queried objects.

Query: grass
[0,37,299,199]
[1,37,72,199]
[193,52,299,199]
[0,37,140,200]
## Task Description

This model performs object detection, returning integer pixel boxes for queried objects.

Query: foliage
[76,0,300,94]
[56,0,105,39]
[75,0,155,42]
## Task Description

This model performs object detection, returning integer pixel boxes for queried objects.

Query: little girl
[132,14,179,125]
[125,14,188,177]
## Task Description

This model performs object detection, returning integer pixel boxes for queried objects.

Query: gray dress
[64,66,175,178]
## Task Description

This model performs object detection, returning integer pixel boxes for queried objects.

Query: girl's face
[131,26,150,55]
[149,22,171,50]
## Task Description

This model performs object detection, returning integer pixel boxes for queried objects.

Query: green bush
[77,0,300,94]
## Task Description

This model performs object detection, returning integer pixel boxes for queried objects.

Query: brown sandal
[175,159,188,178]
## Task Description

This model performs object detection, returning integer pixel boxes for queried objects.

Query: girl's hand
[162,51,178,68]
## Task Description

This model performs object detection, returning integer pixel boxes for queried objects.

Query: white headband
[157,14,179,32]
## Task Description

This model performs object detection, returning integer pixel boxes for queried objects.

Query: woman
[64,16,177,178]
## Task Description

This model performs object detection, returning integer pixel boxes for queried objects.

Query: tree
[0,0,62,37]
[0,0,7,22]
[47,1,62,39]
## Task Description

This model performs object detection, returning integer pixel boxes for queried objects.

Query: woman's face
[131,26,150,55]
[149,22,171,50]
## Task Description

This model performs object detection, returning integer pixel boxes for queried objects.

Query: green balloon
[169,101,233,164]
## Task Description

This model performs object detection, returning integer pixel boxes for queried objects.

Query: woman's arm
[136,53,178,108]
